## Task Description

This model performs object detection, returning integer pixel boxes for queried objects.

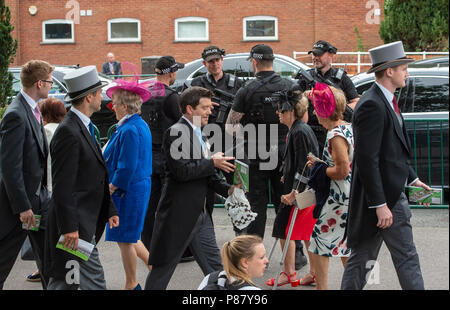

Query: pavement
[3,208,449,291]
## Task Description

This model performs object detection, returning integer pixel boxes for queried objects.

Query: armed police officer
[190,46,243,166]
[140,56,183,252]
[226,44,293,238]
[297,40,359,154]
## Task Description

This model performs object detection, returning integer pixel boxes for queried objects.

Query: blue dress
[104,114,152,243]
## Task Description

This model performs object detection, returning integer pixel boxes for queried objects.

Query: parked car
[8,66,116,140]
[351,64,449,203]
[172,52,310,93]
[409,56,449,67]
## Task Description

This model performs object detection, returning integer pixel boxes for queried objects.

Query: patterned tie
[89,122,97,144]
[33,105,41,124]
[392,97,400,115]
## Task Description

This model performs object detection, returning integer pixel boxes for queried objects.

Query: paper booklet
[56,235,95,261]
[234,160,249,193]
[22,215,41,231]
[407,186,443,205]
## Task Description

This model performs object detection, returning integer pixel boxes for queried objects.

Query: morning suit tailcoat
[148,117,230,266]
[346,83,417,248]
[44,110,117,279]
[0,92,50,240]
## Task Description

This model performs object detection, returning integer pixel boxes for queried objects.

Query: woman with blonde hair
[266,90,319,287]
[306,83,354,290]
[198,235,268,290]
[103,77,160,290]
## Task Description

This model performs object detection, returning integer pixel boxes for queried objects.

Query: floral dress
[309,123,353,257]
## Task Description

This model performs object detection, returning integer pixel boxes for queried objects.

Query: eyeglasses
[40,80,54,86]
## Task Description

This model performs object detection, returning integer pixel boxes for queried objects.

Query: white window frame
[243,16,278,41]
[42,19,75,44]
[107,18,141,43]
[174,17,209,42]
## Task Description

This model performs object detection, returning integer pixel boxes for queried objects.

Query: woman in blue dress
[104,78,159,290]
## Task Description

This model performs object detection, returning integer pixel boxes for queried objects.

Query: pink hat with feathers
[106,62,165,102]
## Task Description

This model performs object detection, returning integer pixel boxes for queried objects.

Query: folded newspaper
[56,235,94,261]
[22,215,41,231]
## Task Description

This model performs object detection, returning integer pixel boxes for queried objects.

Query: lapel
[18,93,46,157]
[68,111,106,167]
[373,85,410,154]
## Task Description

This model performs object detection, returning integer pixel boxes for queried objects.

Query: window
[42,19,74,43]
[175,17,209,42]
[243,16,278,41]
[108,18,141,42]
[412,76,449,112]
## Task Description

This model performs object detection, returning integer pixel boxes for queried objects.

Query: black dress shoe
[295,241,308,270]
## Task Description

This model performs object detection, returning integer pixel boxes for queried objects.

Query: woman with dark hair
[40,97,67,193]
[266,91,319,287]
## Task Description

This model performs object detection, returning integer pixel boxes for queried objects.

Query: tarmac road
[3,208,448,291]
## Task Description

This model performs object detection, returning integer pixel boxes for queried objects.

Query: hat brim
[204,54,221,62]
[367,58,414,74]
[106,84,152,103]
[64,81,109,102]
[308,49,325,56]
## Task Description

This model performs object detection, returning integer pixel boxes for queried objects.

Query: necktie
[110,62,114,75]
[194,127,206,154]
[33,105,41,124]
[89,122,97,144]
[392,97,400,115]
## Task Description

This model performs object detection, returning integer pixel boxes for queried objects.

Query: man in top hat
[0,60,53,289]
[45,66,119,290]
[341,41,431,290]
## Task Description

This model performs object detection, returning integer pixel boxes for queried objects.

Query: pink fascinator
[308,83,336,118]
[106,62,165,103]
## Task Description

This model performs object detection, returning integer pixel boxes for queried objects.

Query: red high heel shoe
[299,274,316,286]
[266,272,299,287]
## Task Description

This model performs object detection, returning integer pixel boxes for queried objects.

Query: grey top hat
[367,41,413,73]
[63,66,109,102]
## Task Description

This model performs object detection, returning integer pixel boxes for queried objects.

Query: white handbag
[293,161,317,210]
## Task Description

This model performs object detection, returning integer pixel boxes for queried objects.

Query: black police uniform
[232,71,293,238]
[305,67,358,156]
[140,84,182,250]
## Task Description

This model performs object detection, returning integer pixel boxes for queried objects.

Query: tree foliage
[379,0,449,51]
[0,0,18,108]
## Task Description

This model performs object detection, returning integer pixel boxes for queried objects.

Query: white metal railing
[293,51,449,75]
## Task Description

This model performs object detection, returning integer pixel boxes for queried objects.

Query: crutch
[270,163,311,290]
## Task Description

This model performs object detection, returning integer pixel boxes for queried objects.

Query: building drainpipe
[16,0,21,65]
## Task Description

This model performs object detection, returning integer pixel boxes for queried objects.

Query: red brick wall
[6,0,385,72]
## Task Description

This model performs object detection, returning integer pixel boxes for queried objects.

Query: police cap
[247,44,275,61]
[202,46,226,61]
[155,56,185,75]
[308,40,338,56]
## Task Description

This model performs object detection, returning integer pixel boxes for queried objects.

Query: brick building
[6,0,385,73]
